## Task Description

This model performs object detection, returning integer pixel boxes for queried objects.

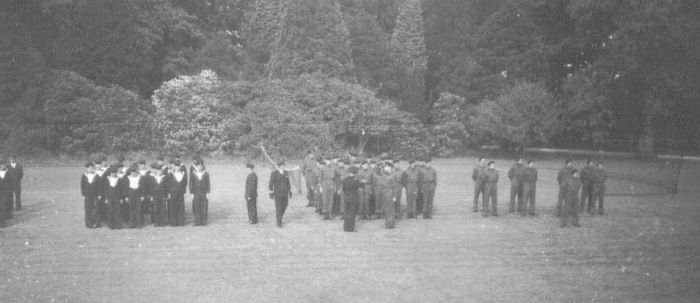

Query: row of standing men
[471,157,607,227]
[80,155,211,229]
[0,156,23,228]
[298,153,438,232]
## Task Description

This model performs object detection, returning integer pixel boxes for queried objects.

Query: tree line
[1,0,698,158]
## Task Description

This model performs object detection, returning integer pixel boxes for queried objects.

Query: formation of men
[472,157,608,227]
[80,154,210,229]
[300,152,438,232]
[0,156,24,228]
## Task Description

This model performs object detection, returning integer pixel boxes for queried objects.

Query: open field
[1,157,699,302]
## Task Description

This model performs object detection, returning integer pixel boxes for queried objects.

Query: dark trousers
[580,182,593,212]
[421,183,436,217]
[343,201,358,232]
[0,193,7,227]
[99,197,108,223]
[193,195,208,226]
[247,197,258,224]
[12,185,21,209]
[484,183,497,216]
[591,184,605,214]
[169,195,185,226]
[561,195,579,226]
[107,199,121,229]
[3,192,13,219]
[127,195,143,228]
[473,181,485,211]
[84,196,100,228]
[152,197,168,226]
[523,183,536,215]
[556,185,565,216]
[509,180,523,212]
[274,195,288,227]
[394,187,403,216]
[380,189,395,228]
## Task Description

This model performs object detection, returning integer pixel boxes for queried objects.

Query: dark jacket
[246,172,258,199]
[269,170,291,197]
[342,175,364,204]
[81,174,101,198]
[8,163,23,186]
[167,172,188,196]
[190,171,211,196]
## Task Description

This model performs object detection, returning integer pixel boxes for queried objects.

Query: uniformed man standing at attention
[357,159,373,220]
[591,162,607,215]
[472,158,486,212]
[483,161,499,217]
[391,158,404,218]
[376,162,396,229]
[342,166,364,232]
[561,169,581,227]
[508,158,526,213]
[245,163,258,224]
[580,160,595,212]
[269,160,291,228]
[556,159,576,217]
[320,156,339,220]
[420,157,437,219]
[402,159,421,219]
[522,160,538,216]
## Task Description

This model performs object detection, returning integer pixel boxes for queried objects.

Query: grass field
[1,157,699,303]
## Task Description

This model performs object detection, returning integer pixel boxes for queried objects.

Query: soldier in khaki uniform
[320,156,339,220]
[420,157,437,219]
[579,160,595,212]
[376,162,396,229]
[507,158,526,213]
[391,158,404,218]
[561,169,581,227]
[358,159,374,220]
[556,159,576,217]
[472,157,486,212]
[402,159,422,219]
[522,160,537,216]
[591,162,607,215]
[483,161,499,217]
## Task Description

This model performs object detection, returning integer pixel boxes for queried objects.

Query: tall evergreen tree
[267,0,354,81]
[389,0,427,72]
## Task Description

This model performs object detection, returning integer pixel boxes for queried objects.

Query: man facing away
[522,160,538,216]
[483,161,499,217]
[269,160,292,227]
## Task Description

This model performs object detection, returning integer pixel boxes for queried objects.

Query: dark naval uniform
[269,169,291,227]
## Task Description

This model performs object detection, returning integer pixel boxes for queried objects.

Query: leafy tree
[242,0,286,64]
[268,0,354,81]
[428,92,471,156]
[471,81,557,149]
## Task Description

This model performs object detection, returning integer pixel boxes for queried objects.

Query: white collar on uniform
[154,174,164,183]
[173,172,184,182]
[128,175,140,189]
[11,163,16,168]
[194,170,205,180]
[107,176,119,187]
[0,170,6,178]
[85,173,96,183]
[139,169,149,176]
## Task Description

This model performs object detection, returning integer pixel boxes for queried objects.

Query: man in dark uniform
[191,160,211,226]
[103,165,124,229]
[0,160,11,224]
[561,169,581,227]
[420,157,437,219]
[81,162,101,228]
[522,160,538,216]
[580,160,595,212]
[8,155,23,210]
[508,158,526,213]
[342,166,364,232]
[483,161,499,217]
[556,159,576,216]
[269,160,292,228]
[591,161,607,215]
[245,163,258,224]
[472,158,486,212]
